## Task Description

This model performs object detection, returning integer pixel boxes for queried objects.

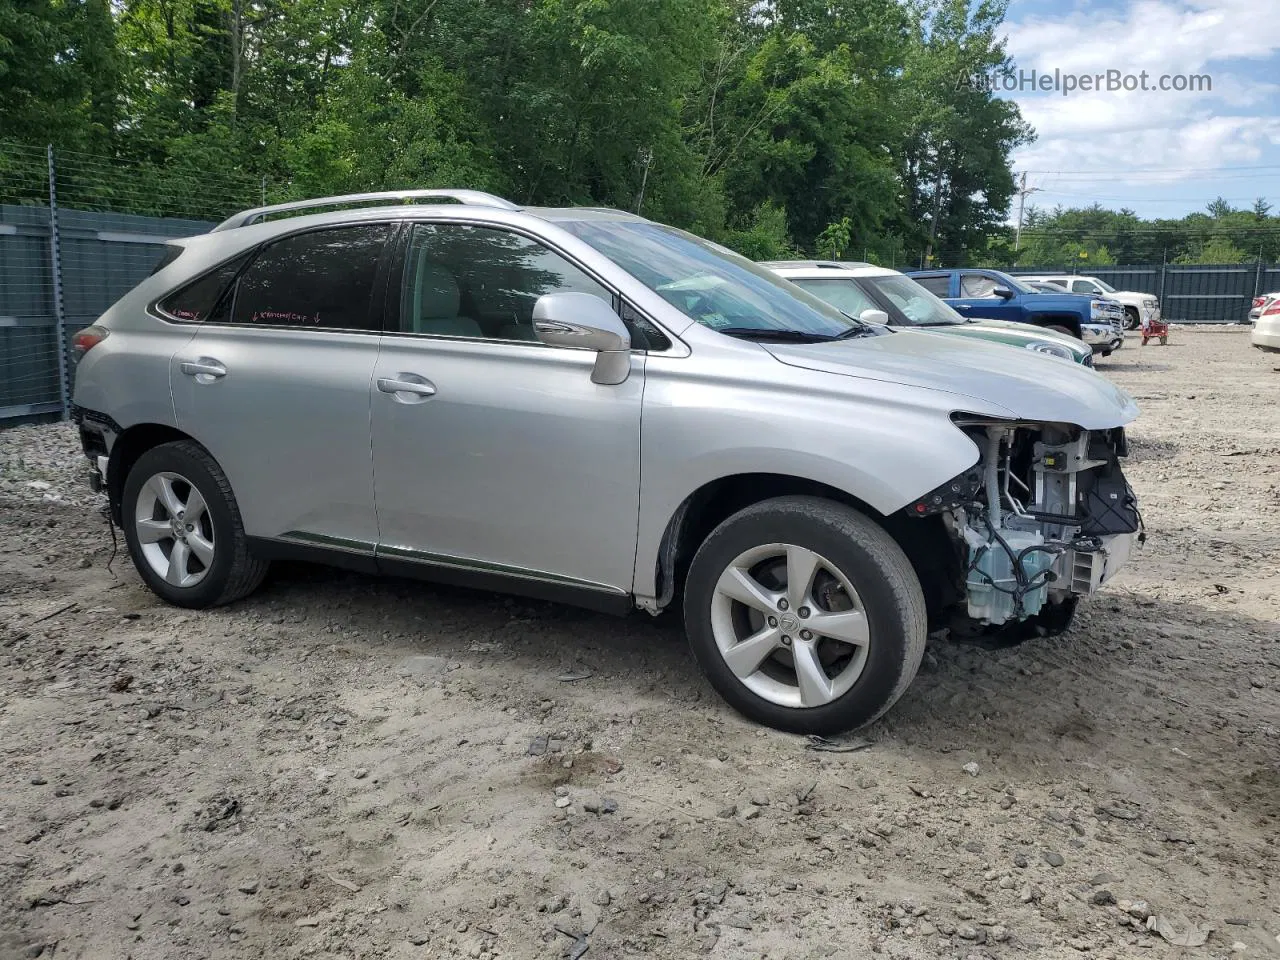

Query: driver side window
[399,223,608,342]
[960,274,1000,298]
[397,223,669,349]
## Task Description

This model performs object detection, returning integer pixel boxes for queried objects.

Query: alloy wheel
[709,543,870,708]
[134,471,215,588]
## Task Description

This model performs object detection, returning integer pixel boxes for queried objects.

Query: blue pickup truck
[906,268,1126,356]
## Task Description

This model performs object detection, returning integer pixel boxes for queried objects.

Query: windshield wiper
[832,324,878,340]
[717,327,838,343]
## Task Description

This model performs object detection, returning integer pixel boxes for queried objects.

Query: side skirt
[246,535,634,617]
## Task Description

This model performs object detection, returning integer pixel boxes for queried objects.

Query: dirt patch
[1,328,1277,960]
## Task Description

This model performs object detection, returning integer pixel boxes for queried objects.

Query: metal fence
[0,198,211,424]
[1007,264,1280,324]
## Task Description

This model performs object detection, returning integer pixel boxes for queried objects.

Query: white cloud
[1001,0,1280,194]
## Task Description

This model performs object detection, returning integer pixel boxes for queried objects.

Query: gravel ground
[1,327,1277,960]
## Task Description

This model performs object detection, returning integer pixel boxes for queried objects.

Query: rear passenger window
[913,275,950,297]
[228,224,393,330]
[157,254,249,322]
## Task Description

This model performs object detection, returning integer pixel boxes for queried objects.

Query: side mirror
[992,286,1014,300]
[532,292,632,385]
[858,308,891,325]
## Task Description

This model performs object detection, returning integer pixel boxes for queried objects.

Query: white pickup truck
[1023,275,1160,331]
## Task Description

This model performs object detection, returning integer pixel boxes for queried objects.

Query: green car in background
[763,261,1096,366]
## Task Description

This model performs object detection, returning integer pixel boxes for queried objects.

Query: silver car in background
[72,191,1143,733]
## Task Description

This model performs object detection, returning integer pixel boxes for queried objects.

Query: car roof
[762,260,899,279]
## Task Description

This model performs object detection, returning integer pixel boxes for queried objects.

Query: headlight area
[1025,340,1075,361]
[905,418,1143,637]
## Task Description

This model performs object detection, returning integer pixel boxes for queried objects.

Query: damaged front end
[908,419,1143,637]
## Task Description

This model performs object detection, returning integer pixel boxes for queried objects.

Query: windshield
[1090,277,1116,293]
[788,277,883,319]
[556,220,866,339]
[864,274,966,326]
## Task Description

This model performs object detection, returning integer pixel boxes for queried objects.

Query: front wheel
[1047,324,1076,338]
[683,496,928,734]
[1124,308,1141,330]
[121,440,269,608]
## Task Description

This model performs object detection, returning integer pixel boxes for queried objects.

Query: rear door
[170,223,395,553]
[910,273,954,298]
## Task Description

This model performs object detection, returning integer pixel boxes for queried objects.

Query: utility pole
[634,147,653,215]
[924,155,945,265]
[1013,171,1040,253]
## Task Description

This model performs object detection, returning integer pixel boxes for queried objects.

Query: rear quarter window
[157,254,250,323]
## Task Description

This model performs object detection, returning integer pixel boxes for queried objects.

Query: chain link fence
[0,142,262,424]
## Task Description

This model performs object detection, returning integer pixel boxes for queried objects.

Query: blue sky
[997,0,1280,220]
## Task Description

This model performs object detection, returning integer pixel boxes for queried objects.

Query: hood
[1020,291,1095,310]
[763,329,1138,429]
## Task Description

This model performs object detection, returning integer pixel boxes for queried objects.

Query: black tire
[1123,307,1141,330]
[121,440,269,608]
[683,496,928,734]
[1047,323,1076,338]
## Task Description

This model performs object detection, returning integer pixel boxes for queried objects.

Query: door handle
[954,303,971,310]
[377,376,437,398]
[179,358,227,379]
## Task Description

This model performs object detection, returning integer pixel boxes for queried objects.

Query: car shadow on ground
[1095,359,1174,373]
[250,560,1278,803]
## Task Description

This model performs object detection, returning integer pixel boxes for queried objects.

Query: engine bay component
[914,420,1142,629]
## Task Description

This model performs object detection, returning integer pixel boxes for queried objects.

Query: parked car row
[761,261,1097,365]
[906,268,1127,356]
[70,191,1143,734]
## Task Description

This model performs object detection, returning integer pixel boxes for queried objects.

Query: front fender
[631,355,985,598]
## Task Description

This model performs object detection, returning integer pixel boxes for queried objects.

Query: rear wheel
[683,496,927,734]
[122,441,268,608]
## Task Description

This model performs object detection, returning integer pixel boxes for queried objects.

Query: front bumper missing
[88,455,109,494]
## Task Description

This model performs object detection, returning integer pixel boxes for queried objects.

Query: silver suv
[72,190,1143,733]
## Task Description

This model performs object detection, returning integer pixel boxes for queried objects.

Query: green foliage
[1016,202,1280,267]
[724,201,798,261]
[815,217,852,260]
[1174,236,1247,265]
[2,0,1034,261]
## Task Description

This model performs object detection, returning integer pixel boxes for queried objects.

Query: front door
[953,271,1022,323]
[171,223,395,552]
[370,222,644,600]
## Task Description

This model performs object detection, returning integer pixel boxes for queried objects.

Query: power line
[1023,164,1280,175]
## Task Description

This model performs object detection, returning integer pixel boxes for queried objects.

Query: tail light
[72,325,109,360]
[1253,297,1265,308]
[1263,300,1280,317]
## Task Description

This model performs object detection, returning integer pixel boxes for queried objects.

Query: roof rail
[759,259,875,270]
[212,190,520,232]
